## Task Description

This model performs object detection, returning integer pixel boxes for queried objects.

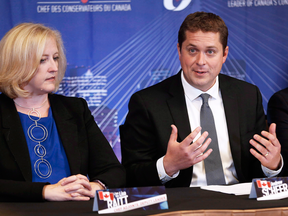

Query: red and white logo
[98,191,114,201]
[256,180,271,189]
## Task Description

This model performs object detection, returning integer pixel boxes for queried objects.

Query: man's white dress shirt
[156,71,282,186]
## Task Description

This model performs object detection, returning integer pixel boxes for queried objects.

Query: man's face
[177,30,229,92]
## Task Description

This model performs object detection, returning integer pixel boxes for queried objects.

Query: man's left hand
[250,123,281,170]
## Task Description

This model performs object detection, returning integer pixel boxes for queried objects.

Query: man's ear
[222,46,229,64]
[177,43,181,59]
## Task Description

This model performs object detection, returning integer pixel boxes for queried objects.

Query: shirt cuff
[156,156,179,184]
[262,154,284,177]
[94,180,107,189]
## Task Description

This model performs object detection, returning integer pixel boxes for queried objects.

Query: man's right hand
[163,125,212,176]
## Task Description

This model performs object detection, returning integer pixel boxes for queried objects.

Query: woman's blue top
[18,108,71,184]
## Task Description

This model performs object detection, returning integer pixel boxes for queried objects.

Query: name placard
[93,186,168,214]
[249,177,288,201]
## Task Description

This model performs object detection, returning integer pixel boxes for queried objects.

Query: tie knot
[200,93,210,104]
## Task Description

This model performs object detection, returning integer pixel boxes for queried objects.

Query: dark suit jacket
[121,72,267,187]
[267,87,288,176]
[0,93,125,201]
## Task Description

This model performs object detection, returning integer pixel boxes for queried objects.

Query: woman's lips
[46,77,55,81]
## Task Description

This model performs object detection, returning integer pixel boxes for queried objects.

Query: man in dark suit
[120,12,282,187]
[268,87,288,176]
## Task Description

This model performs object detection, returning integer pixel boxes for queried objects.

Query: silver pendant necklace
[14,99,52,179]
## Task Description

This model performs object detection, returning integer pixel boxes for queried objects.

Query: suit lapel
[165,72,193,186]
[166,72,191,142]
[49,95,81,175]
[0,94,32,181]
[219,74,242,178]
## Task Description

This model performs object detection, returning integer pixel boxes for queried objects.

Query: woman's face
[24,37,59,96]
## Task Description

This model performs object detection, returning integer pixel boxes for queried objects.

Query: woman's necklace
[14,98,52,179]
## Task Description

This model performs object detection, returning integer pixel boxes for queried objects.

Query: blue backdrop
[1,0,288,160]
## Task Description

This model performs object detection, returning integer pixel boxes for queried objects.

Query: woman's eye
[40,58,47,63]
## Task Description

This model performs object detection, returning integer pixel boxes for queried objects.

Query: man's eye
[189,49,196,53]
[207,50,215,54]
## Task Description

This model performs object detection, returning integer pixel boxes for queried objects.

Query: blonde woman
[0,23,125,201]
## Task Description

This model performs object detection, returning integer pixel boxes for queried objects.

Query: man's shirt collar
[181,71,220,101]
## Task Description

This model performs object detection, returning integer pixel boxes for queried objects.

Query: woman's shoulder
[49,94,85,103]
[49,94,88,111]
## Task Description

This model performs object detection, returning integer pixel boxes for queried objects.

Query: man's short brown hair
[178,12,228,54]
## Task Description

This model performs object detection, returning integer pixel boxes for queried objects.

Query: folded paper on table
[201,182,252,195]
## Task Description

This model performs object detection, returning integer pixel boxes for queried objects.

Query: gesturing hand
[163,125,212,177]
[250,123,281,171]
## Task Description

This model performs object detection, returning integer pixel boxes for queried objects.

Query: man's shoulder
[272,87,288,98]
[269,87,288,103]
[133,73,180,97]
[219,73,252,85]
[219,73,259,91]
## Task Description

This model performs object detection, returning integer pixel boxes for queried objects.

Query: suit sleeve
[80,98,126,188]
[267,90,288,176]
[120,93,163,187]
[0,94,49,201]
[0,180,47,202]
[241,86,267,181]
[0,134,48,202]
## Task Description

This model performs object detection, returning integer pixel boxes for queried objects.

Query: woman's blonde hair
[0,23,66,98]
